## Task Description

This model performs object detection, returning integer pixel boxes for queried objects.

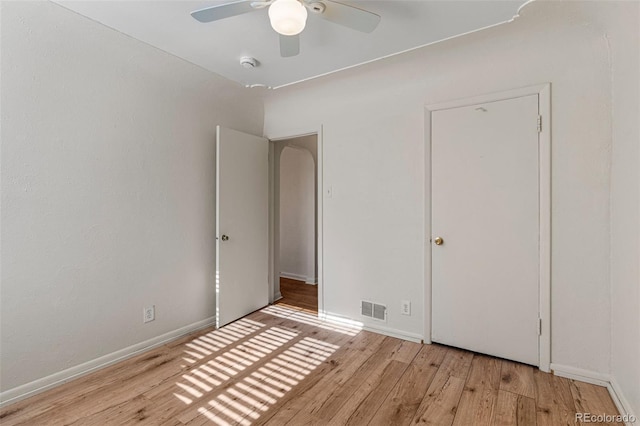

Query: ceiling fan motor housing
[307,2,326,14]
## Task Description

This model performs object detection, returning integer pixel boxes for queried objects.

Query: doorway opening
[272,135,318,313]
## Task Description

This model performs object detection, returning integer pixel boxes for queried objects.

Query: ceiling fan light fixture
[268,0,308,36]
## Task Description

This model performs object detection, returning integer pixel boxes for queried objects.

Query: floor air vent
[361,300,386,321]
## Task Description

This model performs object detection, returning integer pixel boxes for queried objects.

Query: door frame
[266,125,324,316]
[424,84,551,372]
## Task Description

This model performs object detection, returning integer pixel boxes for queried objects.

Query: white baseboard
[0,316,216,408]
[280,272,317,285]
[321,311,423,343]
[550,364,638,425]
[608,376,638,426]
[274,291,283,301]
[363,323,423,343]
[280,272,306,282]
[550,363,610,386]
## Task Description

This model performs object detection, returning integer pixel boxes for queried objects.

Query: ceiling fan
[191,0,381,57]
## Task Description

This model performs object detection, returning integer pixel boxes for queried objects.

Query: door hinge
[538,318,542,336]
[537,115,542,133]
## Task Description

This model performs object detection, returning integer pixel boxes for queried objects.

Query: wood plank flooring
[1,290,622,425]
[277,278,318,312]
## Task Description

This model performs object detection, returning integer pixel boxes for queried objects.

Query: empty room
[1,0,638,425]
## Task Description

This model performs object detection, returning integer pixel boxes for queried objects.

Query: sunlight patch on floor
[261,305,362,336]
[173,305,345,424]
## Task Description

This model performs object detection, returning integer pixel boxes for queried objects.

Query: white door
[431,95,540,366]
[216,126,269,327]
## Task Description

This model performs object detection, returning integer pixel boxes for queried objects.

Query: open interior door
[216,126,269,327]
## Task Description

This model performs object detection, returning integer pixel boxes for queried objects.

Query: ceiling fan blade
[316,1,380,33]
[280,34,300,57]
[191,1,257,23]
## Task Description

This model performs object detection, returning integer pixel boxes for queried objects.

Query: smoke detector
[240,56,259,69]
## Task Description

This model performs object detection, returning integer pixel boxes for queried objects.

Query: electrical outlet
[143,305,155,323]
[401,300,411,316]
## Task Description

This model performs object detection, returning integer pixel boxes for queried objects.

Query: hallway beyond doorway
[276,277,318,313]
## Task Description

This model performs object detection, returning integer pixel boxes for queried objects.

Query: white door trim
[266,125,324,317]
[424,83,551,372]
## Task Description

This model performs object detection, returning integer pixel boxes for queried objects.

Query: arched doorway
[274,136,318,311]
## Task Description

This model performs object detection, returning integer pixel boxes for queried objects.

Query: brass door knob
[433,237,444,246]
[221,235,229,241]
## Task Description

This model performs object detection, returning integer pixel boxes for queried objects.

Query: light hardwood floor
[278,277,318,313]
[0,290,621,425]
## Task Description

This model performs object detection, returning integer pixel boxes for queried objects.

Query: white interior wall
[605,2,640,419]
[0,1,263,399]
[265,1,618,368]
[279,147,316,283]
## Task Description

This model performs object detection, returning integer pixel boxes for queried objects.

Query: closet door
[431,95,540,366]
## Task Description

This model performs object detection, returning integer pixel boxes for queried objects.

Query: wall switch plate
[401,300,411,316]
[143,305,155,323]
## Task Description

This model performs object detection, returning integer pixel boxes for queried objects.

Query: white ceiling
[54,1,530,89]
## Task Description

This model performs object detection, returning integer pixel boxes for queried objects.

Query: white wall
[279,147,316,283]
[605,2,640,419]
[0,1,262,399]
[265,1,617,365]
